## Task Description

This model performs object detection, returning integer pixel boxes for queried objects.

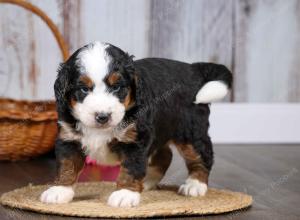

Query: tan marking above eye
[107,72,121,86]
[79,75,94,88]
[123,87,135,109]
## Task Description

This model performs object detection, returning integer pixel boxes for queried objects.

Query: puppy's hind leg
[174,138,213,197]
[143,145,172,191]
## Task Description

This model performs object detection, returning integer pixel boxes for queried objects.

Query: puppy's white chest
[81,128,120,165]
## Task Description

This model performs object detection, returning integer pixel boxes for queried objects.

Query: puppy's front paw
[40,186,74,204]
[178,178,207,197]
[107,189,140,207]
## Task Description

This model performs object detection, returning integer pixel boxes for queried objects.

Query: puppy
[40,42,232,207]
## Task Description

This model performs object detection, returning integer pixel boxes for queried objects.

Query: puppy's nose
[95,112,111,124]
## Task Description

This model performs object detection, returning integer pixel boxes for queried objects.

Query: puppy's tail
[192,62,233,104]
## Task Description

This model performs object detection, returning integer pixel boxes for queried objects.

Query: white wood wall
[234,0,300,102]
[0,0,299,102]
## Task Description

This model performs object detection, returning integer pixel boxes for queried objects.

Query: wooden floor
[0,145,299,220]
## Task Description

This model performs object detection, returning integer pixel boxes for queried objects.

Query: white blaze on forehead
[76,41,110,85]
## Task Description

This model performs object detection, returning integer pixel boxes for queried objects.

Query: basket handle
[0,0,69,61]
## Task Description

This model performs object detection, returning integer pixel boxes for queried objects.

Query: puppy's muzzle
[95,112,111,125]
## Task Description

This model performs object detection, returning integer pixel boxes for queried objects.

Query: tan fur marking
[173,142,209,184]
[123,87,134,109]
[107,72,121,86]
[107,138,119,148]
[122,72,137,110]
[122,122,137,142]
[79,75,94,88]
[54,156,85,186]
[58,121,81,141]
[149,146,172,174]
[143,146,172,190]
[68,75,93,108]
[113,123,137,143]
[117,167,143,192]
[70,98,77,108]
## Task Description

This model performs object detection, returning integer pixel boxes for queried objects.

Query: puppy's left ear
[54,63,73,121]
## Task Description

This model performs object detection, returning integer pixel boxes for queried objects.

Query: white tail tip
[194,81,229,104]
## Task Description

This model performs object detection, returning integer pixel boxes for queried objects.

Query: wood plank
[148,0,234,66]
[210,145,300,217]
[0,0,64,100]
[215,145,300,192]
[57,0,82,53]
[234,0,300,102]
[81,0,150,59]
[30,0,64,100]
[288,1,300,102]
[0,3,33,99]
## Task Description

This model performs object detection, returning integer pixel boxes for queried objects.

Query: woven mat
[0,182,252,218]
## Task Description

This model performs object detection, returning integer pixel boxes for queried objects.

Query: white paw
[107,189,140,207]
[40,186,74,204]
[178,178,207,197]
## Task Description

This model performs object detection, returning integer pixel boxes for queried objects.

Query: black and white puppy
[40,42,232,207]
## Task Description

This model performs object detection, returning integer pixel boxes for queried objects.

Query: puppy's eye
[112,85,120,93]
[80,87,89,94]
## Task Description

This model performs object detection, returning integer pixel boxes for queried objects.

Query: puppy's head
[55,42,135,129]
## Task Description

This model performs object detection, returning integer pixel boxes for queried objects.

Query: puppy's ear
[123,54,137,110]
[54,63,72,120]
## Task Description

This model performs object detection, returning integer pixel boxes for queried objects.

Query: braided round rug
[0,182,252,218]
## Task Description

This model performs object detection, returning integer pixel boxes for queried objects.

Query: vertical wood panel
[288,1,300,102]
[234,0,300,102]
[81,0,150,59]
[149,0,234,66]
[0,0,64,100]
[32,0,64,100]
[58,0,82,53]
[233,0,253,102]
[0,10,12,97]
[0,3,32,99]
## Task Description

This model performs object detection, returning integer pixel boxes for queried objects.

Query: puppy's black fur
[50,42,232,205]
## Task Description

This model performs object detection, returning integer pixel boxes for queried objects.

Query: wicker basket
[0,0,69,161]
